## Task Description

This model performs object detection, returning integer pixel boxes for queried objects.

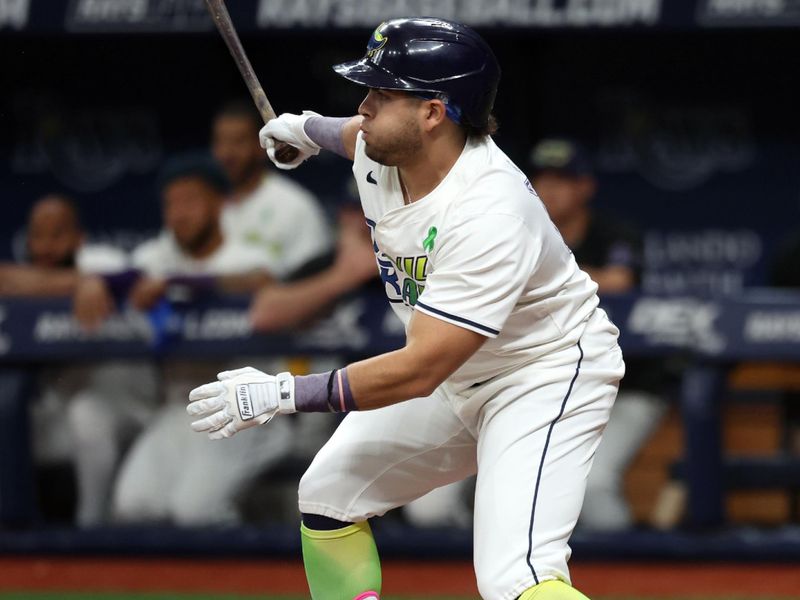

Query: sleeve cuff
[414,301,500,338]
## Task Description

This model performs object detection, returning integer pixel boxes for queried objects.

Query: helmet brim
[333,59,424,93]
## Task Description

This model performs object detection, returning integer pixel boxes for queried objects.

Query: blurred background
[1,0,800,598]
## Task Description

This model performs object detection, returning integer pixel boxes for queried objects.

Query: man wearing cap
[528,138,670,532]
[187,19,624,600]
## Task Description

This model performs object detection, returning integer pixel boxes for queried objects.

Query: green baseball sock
[301,520,382,600]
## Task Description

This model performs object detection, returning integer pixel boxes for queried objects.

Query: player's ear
[421,99,447,132]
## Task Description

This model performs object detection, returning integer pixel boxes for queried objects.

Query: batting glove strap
[275,371,296,414]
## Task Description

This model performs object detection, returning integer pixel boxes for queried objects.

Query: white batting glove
[187,366,295,440]
[259,111,322,170]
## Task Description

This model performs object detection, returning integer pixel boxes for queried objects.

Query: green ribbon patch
[423,226,438,253]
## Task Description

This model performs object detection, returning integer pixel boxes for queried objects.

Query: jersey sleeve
[414,214,540,338]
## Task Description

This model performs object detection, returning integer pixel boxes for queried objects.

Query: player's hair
[214,99,262,132]
[461,114,499,138]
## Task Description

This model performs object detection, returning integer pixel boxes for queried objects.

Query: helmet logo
[366,24,388,63]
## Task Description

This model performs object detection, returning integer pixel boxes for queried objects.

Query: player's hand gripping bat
[204,0,299,164]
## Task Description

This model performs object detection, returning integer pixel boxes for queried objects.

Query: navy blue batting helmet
[333,17,500,129]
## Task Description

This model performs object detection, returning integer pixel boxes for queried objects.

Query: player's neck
[398,134,467,204]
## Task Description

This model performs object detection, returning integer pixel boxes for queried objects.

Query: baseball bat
[204,0,299,164]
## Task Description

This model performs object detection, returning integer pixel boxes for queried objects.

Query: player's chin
[364,144,394,167]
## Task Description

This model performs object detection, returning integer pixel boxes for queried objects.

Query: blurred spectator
[528,138,670,531]
[0,195,125,295]
[0,194,157,527]
[106,153,293,526]
[212,100,332,278]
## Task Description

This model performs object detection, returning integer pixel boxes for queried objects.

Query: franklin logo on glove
[237,384,254,420]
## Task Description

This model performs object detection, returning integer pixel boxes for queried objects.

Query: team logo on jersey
[365,218,436,307]
[394,225,437,306]
[366,219,402,302]
[366,25,388,62]
[394,254,428,306]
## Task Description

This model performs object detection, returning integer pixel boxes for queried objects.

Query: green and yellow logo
[391,226,438,306]
[394,255,428,306]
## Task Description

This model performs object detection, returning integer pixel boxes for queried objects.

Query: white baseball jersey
[221,172,332,279]
[352,133,601,392]
[131,232,272,277]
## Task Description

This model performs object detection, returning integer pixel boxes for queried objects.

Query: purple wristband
[294,368,357,413]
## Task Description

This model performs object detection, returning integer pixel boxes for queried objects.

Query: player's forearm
[0,265,80,297]
[304,115,362,160]
[344,348,443,410]
[292,311,486,412]
[250,268,360,331]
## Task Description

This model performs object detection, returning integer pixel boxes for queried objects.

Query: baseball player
[187,18,624,600]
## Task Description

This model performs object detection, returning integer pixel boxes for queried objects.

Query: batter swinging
[187,17,624,600]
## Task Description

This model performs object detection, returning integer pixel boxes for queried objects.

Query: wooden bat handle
[204,0,299,164]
